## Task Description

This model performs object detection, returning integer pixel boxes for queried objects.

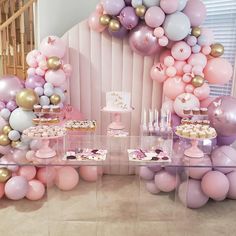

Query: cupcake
[181,118,189,124]
[192,108,200,115]
[52,105,60,113]
[183,109,191,115]
[202,120,210,126]
[34,105,42,113]
[200,108,208,115]
[42,105,50,113]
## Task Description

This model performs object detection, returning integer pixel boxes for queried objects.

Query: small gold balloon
[108,19,120,32]
[2,125,12,135]
[0,134,11,146]
[191,27,201,38]
[16,89,39,110]
[47,56,62,70]
[192,76,204,88]
[11,140,21,148]
[99,14,111,26]
[0,168,11,183]
[50,94,61,105]
[135,5,146,17]
[210,43,224,57]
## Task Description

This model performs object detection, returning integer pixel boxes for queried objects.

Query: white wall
[35,0,99,45]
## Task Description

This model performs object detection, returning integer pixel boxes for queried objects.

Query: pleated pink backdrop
[62,20,163,175]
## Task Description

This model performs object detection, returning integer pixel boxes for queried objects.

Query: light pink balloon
[182,73,192,83]
[13,150,28,163]
[63,64,73,76]
[171,41,191,61]
[0,183,4,199]
[194,83,210,101]
[160,0,178,14]
[35,67,45,77]
[188,53,207,68]
[88,11,106,33]
[204,58,233,85]
[145,6,165,28]
[27,68,36,76]
[146,181,160,195]
[154,170,180,192]
[154,27,164,38]
[227,172,236,199]
[166,66,177,77]
[150,63,167,82]
[139,166,154,180]
[39,36,66,58]
[0,145,11,155]
[55,167,79,190]
[159,50,171,63]
[26,180,45,201]
[5,176,29,200]
[158,36,169,47]
[200,97,215,108]
[202,46,211,55]
[26,56,38,68]
[36,167,56,187]
[18,166,37,181]
[185,84,195,93]
[201,171,229,201]
[201,28,215,46]
[7,161,19,172]
[183,0,207,27]
[45,69,66,87]
[79,166,99,182]
[174,61,186,76]
[163,76,186,100]
[164,56,175,67]
[26,150,36,162]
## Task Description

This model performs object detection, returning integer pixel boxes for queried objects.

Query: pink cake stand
[176,133,217,158]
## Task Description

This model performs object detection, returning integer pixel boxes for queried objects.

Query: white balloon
[44,82,54,89]
[34,87,44,96]
[9,108,36,132]
[8,130,21,141]
[40,96,50,106]
[163,12,191,41]
[0,108,11,120]
[143,0,160,7]
[131,0,143,8]
[44,88,54,97]
[178,0,188,11]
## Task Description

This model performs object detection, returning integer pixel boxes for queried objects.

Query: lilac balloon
[119,6,139,30]
[5,176,29,200]
[0,101,5,110]
[145,6,165,28]
[208,96,236,136]
[129,24,161,56]
[6,101,17,112]
[0,76,23,102]
[139,166,155,180]
[25,75,45,89]
[108,26,128,39]
[217,135,236,146]
[146,181,160,194]
[103,0,125,16]
[178,179,209,209]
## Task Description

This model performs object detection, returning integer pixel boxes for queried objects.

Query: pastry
[33,105,42,113]
[200,108,208,115]
[192,108,200,115]
[52,105,60,113]
[183,109,191,115]
[42,106,50,113]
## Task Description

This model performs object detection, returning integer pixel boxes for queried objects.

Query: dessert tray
[65,120,96,131]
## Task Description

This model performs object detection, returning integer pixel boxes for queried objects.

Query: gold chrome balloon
[192,76,204,88]
[99,14,111,26]
[11,140,21,148]
[16,89,39,110]
[191,27,201,38]
[47,57,62,70]
[210,43,224,57]
[2,125,12,135]
[0,134,11,146]
[135,5,146,17]
[108,19,120,32]
[50,94,61,105]
[0,168,11,183]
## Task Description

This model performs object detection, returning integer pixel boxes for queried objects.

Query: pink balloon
[154,27,164,38]
[202,46,211,55]
[194,83,210,101]
[26,150,36,162]
[174,61,186,76]
[171,41,191,61]
[185,84,195,93]
[88,11,106,33]
[188,53,207,68]
[227,172,236,199]
[154,170,180,192]
[55,167,79,190]
[166,66,177,77]
[145,6,165,28]
[160,0,178,14]
[35,67,46,77]
[26,180,45,201]
[18,166,37,181]
[26,56,38,68]
[63,64,73,76]
[178,179,209,209]
[201,171,229,201]
[183,64,192,73]
[27,68,36,76]
[7,161,19,172]
[39,36,66,58]
[159,50,171,63]
[45,69,66,87]
[139,167,154,180]
[0,183,4,199]
[200,97,215,108]
[146,181,160,195]
[13,150,28,164]
[5,176,29,200]
[204,58,233,85]
[0,145,11,155]
[164,56,175,67]
[129,24,161,56]
[158,36,169,47]
[163,76,185,100]
[183,0,207,27]
[79,166,101,182]
[37,167,56,187]
[150,63,167,82]
[0,76,24,102]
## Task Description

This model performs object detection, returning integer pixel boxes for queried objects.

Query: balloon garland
[89,0,233,118]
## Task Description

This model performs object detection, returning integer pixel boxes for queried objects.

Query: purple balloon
[139,166,155,180]
[108,26,128,39]
[119,6,139,30]
[103,0,125,16]
[208,96,236,136]
[6,100,17,111]
[129,24,161,56]
[178,179,209,209]
[0,76,23,102]
[217,135,236,146]
[25,75,45,89]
